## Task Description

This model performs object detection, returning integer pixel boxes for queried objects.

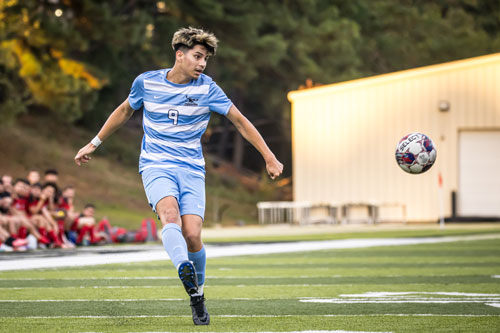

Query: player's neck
[166,67,191,85]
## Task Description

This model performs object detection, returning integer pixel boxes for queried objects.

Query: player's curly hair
[171,27,218,56]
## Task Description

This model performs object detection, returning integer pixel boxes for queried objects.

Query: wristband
[90,135,102,147]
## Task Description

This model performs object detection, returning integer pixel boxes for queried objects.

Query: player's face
[181,45,209,79]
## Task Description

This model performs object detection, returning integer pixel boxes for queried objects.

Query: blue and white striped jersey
[128,69,233,177]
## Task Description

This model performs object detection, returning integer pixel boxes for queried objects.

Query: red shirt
[27,197,41,217]
[58,197,72,211]
[13,196,29,215]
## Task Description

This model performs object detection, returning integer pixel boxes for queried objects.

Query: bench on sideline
[257,201,406,225]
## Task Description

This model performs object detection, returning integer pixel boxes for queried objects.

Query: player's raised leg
[182,214,209,325]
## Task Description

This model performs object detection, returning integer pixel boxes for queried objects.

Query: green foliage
[1,0,500,167]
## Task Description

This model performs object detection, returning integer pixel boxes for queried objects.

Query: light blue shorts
[141,167,205,220]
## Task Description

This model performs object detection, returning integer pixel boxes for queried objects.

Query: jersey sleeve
[208,82,233,116]
[128,74,145,110]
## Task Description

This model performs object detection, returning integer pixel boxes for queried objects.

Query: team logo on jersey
[184,95,198,106]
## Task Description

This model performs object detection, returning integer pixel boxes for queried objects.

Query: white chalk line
[300,299,500,304]
[486,303,500,308]
[0,284,344,290]
[2,283,498,290]
[0,275,346,280]
[1,233,499,271]
[131,330,392,333]
[0,298,184,302]
[2,314,499,319]
[339,292,500,297]
[3,273,489,280]
[300,292,500,307]
[132,331,390,333]
[2,297,500,303]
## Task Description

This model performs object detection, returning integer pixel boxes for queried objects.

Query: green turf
[0,237,499,332]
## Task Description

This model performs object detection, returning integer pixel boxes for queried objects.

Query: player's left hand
[266,156,283,180]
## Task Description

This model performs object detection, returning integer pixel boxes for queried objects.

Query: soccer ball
[395,133,437,174]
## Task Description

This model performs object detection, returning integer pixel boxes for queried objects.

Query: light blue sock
[161,224,188,269]
[188,246,206,286]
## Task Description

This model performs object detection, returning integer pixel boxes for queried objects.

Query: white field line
[0,275,345,280]
[0,284,357,289]
[492,275,500,278]
[133,331,391,333]
[339,292,500,297]
[0,298,184,302]
[300,291,500,306]
[2,273,485,280]
[133,331,390,333]
[1,297,500,303]
[3,314,499,319]
[486,303,500,308]
[134,331,390,333]
[1,284,499,290]
[300,299,500,304]
[1,233,499,271]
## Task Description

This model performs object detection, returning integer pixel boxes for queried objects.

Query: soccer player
[74,27,283,325]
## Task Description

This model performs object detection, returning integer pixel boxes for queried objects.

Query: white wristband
[90,135,102,147]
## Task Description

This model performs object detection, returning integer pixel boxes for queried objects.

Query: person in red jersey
[28,182,66,247]
[10,179,50,246]
[72,204,102,245]
[58,185,80,231]
[0,192,20,237]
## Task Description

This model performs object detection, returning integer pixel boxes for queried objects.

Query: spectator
[10,179,51,246]
[2,171,154,250]
[1,174,13,195]
[44,169,59,184]
[27,170,40,185]
[59,185,80,225]
[30,182,69,248]
[72,203,102,245]
[0,192,20,237]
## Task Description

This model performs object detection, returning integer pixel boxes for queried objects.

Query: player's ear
[175,49,184,62]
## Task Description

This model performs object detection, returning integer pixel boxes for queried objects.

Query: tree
[0,0,106,123]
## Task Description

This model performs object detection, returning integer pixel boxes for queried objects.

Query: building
[288,53,500,223]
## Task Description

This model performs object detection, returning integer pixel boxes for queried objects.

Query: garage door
[459,130,500,217]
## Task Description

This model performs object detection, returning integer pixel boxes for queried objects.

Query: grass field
[0,232,499,332]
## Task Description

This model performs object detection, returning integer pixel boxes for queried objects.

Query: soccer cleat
[178,260,198,295]
[12,238,29,248]
[190,295,210,325]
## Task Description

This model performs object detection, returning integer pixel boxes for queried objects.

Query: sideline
[0,233,498,271]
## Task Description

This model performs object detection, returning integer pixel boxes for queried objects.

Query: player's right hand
[74,143,97,166]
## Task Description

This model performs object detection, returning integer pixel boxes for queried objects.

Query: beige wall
[288,53,500,222]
